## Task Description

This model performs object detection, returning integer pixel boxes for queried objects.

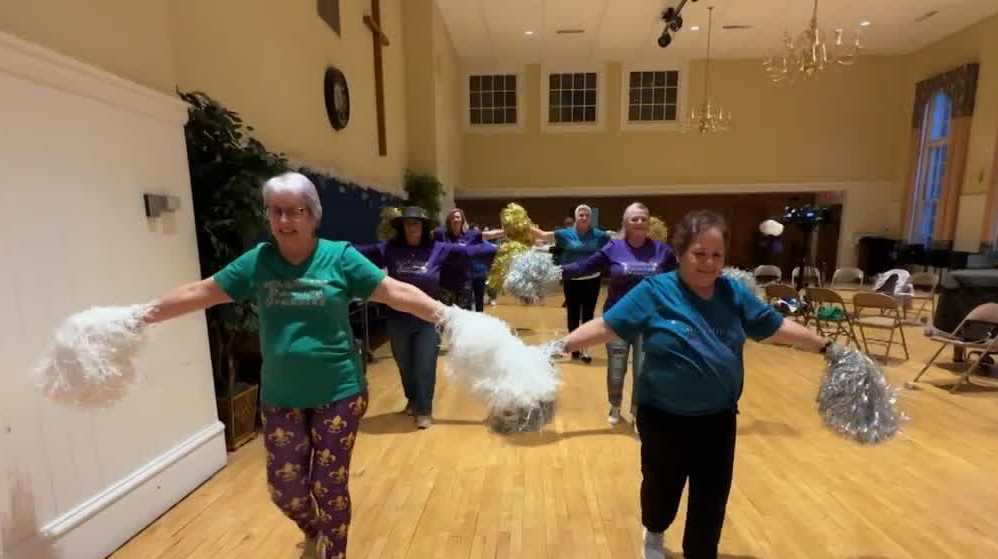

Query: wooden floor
[111,295,998,559]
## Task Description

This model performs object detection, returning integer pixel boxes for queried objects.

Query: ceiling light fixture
[763,0,864,83]
[524,30,535,35]
[859,20,871,27]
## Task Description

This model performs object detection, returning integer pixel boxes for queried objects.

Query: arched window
[909,92,952,246]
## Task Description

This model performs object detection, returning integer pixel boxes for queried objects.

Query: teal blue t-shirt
[603,272,783,415]
[213,240,386,408]
[554,227,611,267]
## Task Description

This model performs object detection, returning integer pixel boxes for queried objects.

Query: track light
[657,0,698,48]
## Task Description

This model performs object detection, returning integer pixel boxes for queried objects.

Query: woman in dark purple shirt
[358,207,490,429]
[432,208,501,311]
[562,203,677,425]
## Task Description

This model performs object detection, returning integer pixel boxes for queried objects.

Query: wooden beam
[363,16,390,46]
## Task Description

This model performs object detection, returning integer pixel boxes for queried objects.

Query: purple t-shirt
[562,238,677,311]
[432,227,497,279]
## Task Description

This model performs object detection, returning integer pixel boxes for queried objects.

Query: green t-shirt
[213,240,386,408]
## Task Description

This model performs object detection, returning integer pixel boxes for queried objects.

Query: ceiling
[436,0,998,67]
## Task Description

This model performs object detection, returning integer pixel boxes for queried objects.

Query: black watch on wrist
[820,339,834,354]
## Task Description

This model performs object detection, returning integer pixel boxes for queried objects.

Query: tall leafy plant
[404,171,445,223]
[179,90,287,393]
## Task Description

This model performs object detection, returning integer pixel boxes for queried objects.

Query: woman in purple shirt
[562,203,677,425]
[432,208,501,311]
[359,207,488,429]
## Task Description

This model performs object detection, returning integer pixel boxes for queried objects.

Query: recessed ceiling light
[859,20,872,27]
[524,30,535,35]
[690,26,701,31]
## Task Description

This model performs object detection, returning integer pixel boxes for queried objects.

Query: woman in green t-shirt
[142,172,446,559]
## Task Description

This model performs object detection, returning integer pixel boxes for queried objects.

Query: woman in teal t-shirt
[532,204,612,363]
[560,210,832,559]
[141,172,447,559]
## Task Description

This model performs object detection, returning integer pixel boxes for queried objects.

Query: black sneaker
[571,351,581,360]
[580,352,593,364]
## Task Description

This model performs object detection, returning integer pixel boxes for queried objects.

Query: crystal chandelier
[683,6,730,134]
[763,0,862,83]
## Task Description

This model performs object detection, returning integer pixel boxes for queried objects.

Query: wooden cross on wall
[363,0,390,156]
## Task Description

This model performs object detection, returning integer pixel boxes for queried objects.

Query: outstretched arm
[765,318,831,352]
[369,276,445,324]
[482,228,505,241]
[531,226,556,243]
[561,318,619,353]
[145,278,231,324]
[561,249,609,279]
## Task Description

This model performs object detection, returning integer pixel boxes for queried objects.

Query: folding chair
[852,292,910,362]
[909,272,938,322]
[830,267,864,290]
[765,283,808,325]
[792,266,823,287]
[753,265,782,286]
[910,303,998,392]
[805,287,859,347]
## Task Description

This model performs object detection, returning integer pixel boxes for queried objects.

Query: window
[548,72,597,123]
[627,71,679,122]
[470,74,517,125]
[910,92,952,246]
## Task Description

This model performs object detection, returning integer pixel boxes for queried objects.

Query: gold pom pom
[377,207,401,241]
[648,216,669,242]
[486,203,538,292]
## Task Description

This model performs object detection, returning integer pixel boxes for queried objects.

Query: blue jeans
[387,314,440,415]
[606,336,644,413]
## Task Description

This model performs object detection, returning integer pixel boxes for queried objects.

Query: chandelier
[683,6,730,134]
[763,0,862,83]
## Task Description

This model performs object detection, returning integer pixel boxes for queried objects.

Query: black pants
[472,277,487,312]
[564,276,601,332]
[637,406,737,559]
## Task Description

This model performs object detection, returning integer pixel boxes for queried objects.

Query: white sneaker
[642,529,665,559]
[416,415,433,429]
[608,406,622,426]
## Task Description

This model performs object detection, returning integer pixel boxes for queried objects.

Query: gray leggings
[606,336,644,412]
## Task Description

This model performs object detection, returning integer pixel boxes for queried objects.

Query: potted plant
[404,171,445,223]
[179,90,287,450]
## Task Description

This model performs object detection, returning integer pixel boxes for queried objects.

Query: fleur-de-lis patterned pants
[262,390,368,559]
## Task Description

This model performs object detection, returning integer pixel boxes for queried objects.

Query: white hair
[261,172,323,222]
[619,202,650,236]
[574,204,592,219]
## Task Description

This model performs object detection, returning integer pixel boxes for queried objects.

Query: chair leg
[912,344,947,383]
[898,322,910,360]
[951,354,986,393]
[858,325,871,356]
[846,322,860,349]
[884,327,896,363]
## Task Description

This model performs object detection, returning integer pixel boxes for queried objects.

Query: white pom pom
[503,249,561,304]
[438,306,560,431]
[35,305,151,408]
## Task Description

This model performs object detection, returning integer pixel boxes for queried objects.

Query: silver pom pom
[503,250,562,305]
[818,345,906,444]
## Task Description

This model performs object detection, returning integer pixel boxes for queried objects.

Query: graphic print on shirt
[620,261,659,277]
[262,278,329,307]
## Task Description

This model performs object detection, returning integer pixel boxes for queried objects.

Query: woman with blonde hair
[433,208,501,311]
[561,202,677,424]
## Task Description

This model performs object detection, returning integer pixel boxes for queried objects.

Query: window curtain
[901,63,979,247]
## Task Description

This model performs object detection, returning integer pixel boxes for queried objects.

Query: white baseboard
[6,422,227,559]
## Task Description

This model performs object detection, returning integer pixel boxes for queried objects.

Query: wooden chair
[765,283,808,324]
[753,265,782,286]
[910,303,998,392]
[792,266,823,287]
[805,287,859,347]
[852,292,910,362]
[910,271,938,321]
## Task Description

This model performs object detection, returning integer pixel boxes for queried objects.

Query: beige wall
[0,0,176,92]
[461,58,908,190]
[403,0,463,210]
[171,0,409,193]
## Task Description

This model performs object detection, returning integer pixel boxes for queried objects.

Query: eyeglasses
[266,206,309,220]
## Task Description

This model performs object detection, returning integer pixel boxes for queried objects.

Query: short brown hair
[671,210,729,255]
